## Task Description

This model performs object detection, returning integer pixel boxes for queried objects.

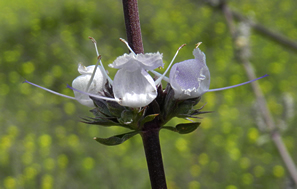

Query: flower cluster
[24,38,267,145]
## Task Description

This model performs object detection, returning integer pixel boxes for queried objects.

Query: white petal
[72,66,107,107]
[113,68,157,107]
[135,52,163,70]
[109,53,139,70]
[109,52,163,71]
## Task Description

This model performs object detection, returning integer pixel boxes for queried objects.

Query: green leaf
[162,122,200,134]
[176,122,201,134]
[94,131,139,146]
[161,126,177,132]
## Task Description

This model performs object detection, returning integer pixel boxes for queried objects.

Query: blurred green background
[1,0,297,188]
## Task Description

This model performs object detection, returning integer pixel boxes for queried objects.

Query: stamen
[89,36,113,85]
[88,36,100,57]
[66,84,119,103]
[207,74,269,92]
[86,55,101,92]
[119,38,136,55]
[154,44,186,85]
[23,80,76,100]
[150,70,170,83]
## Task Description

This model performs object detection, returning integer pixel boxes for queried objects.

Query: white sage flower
[108,52,163,107]
[23,62,107,108]
[167,43,268,100]
[169,46,210,99]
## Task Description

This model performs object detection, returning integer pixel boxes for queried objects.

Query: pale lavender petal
[169,58,210,99]
[193,47,206,65]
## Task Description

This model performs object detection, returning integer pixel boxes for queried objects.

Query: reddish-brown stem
[141,128,167,189]
[122,0,144,54]
[121,1,167,188]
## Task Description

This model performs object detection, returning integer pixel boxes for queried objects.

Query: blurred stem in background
[206,0,297,52]
[216,0,297,186]
[121,0,167,188]
[230,10,297,52]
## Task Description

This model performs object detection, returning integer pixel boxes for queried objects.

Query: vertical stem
[121,1,167,188]
[141,128,167,189]
[122,0,144,54]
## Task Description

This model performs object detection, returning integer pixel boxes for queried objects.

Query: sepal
[160,84,204,123]
[91,97,113,117]
[174,98,200,117]
[140,114,159,126]
[106,100,126,117]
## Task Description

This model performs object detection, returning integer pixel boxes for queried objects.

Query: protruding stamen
[88,36,99,57]
[89,36,113,85]
[150,70,170,83]
[195,42,202,48]
[67,84,119,102]
[119,38,136,55]
[23,80,76,100]
[207,74,269,92]
[154,44,186,85]
[86,55,102,92]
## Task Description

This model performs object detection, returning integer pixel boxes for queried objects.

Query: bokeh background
[1,0,297,188]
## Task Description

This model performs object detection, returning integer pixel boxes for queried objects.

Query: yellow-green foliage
[0,0,297,188]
